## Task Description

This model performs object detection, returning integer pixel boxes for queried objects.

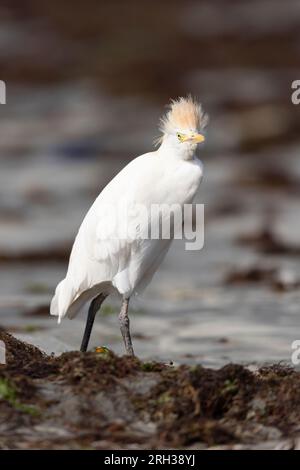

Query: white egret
[50,96,208,355]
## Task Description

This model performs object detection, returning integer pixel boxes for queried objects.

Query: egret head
[157,96,208,159]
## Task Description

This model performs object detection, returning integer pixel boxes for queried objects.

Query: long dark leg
[118,297,134,356]
[80,293,107,352]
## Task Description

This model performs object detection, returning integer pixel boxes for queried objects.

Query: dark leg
[119,297,134,356]
[80,293,107,352]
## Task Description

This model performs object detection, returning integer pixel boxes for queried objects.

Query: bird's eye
[177,133,183,142]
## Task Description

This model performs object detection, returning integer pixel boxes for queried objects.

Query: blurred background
[1,0,300,367]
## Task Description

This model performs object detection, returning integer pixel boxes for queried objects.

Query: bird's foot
[125,344,135,356]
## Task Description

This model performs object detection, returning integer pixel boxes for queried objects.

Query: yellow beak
[190,133,205,144]
[181,133,205,144]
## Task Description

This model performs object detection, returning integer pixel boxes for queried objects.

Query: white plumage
[50,96,208,355]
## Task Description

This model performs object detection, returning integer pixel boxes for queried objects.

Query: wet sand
[2,330,300,450]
